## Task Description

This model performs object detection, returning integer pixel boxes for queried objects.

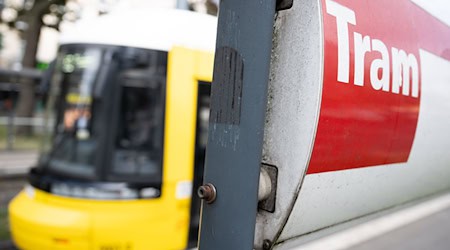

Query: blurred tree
[16,0,64,134]
[0,0,78,133]
[14,0,65,134]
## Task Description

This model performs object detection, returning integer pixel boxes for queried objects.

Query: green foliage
[0,207,10,241]
[0,33,3,51]
[0,125,44,150]
[36,61,49,71]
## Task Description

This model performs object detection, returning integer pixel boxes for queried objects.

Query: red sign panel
[308,0,450,174]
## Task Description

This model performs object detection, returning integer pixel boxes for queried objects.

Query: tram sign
[252,0,450,248]
[307,0,450,174]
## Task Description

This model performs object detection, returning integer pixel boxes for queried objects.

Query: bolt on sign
[308,0,450,174]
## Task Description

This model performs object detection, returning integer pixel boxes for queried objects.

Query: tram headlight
[140,187,160,198]
[24,184,35,198]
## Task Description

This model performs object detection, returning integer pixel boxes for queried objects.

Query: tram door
[165,47,214,247]
[188,81,211,246]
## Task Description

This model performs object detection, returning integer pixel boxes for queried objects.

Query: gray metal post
[198,0,277,249]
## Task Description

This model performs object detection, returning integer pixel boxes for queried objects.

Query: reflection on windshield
[113,72,165,177]
[42,45,168,182]
[48,47,102,176]
[61,49,100,139]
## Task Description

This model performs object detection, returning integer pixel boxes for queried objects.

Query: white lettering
[327,0,420,98]
[326,0,356,83]
[392,48,420,97]
[354,32,371,86]
[370,39,390,92]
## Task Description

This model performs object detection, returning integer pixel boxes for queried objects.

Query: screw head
[198,183,217,204]
[263,239,271,250]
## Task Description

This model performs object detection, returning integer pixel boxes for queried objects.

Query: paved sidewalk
[346,205,450,250]
[292,191,450,250]
[0,151,38,177]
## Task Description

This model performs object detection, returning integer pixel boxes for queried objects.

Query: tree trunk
[16,0,59,135]
[15,16,43,135]
[15,0,62,135]
[16,17,42,114]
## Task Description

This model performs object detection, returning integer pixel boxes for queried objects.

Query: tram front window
[49,48,102,177]
[113,70,164,179]
[41,45,167,190]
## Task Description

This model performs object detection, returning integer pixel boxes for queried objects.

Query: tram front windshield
[41,44,166,188]
[48,47,100,177]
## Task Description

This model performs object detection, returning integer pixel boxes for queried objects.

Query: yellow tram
[9,8,216,250]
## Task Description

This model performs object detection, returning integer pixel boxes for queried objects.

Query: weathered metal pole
[198,0,278,249]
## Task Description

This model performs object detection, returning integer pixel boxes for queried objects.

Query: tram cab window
[48,48,102,177]
[41,44,167,185]
[113,69,165,178]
